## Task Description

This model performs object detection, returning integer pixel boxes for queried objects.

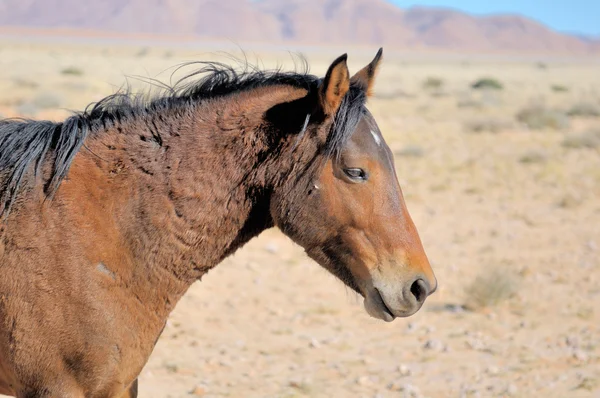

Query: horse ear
[318,54,350,116]
[350,48,383,97]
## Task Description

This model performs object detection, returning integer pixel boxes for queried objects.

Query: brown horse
[0,49,436,397]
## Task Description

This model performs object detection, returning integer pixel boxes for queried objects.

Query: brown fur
[0,50,435,397]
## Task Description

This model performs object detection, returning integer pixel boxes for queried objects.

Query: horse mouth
[364,287,396,322]
[375,288,395,320]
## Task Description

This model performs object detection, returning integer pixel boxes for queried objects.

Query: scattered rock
[356,376,370,386]
[190,385,206,396]
[356,376,377,386]
[423,339,446,352]
[505,383,518,396]
[573,350,589,362]
[565,335,579,348]
[309,338,320,348]
[465,337,487,351]
[399,383,422,398]
[388,380,403,391]
[398,364,412,376]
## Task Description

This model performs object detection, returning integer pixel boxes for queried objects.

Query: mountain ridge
[0,0,597,55]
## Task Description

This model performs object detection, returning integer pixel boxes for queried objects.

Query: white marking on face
[370,129,381,146]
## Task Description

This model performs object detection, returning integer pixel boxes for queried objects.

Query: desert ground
[0,39,599,397]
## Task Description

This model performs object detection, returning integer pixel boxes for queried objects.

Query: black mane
[0,60,366,217]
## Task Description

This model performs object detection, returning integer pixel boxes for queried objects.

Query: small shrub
[562,130,600,149]
[32,92,62,109]
[471,78,503,90]
[422,77,444,90]
[12,78,39,89]
[464,268,520,310]
[61,67,84,76]
[373,90,415,100]
[551,84,569,93]
[464,118,514,133]
[394,144,425,158]
[516,106,569,130]
[567,102,600,118]
[519,150,547,164]
[457,98,483,108]
[136,47,149,57]
[16,103,39,117]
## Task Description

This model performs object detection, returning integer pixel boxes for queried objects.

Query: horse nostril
[410,279,428,304]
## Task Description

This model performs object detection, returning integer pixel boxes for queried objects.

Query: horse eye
[344,168,367,181]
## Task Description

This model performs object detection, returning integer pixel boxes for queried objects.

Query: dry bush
[422,77,444,90]
[519,150,548,164]
[562,130,600,149]
[464,117,514,133]
[394,144,425,157]
[33,92,62,109]
[61,66,84,76]
[16,103,39,117]
[464,268,520,310]
[136,47,150,57]
[516,106,569,130]
[551,84,569,93]
[567,102,600,118]
[12,77,39,89]
[471,77,503,90]
[373,90,415,100]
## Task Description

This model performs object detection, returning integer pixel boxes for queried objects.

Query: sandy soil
[0,40,599,398]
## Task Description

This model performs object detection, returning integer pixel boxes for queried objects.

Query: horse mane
[0,58,366,218]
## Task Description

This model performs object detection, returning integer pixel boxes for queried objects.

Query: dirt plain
[0,39,599,398]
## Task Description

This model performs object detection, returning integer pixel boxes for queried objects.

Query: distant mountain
[0,0,597,54]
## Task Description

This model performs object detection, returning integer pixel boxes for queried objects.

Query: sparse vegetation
[471,77,503,90]
[422,77,444,91]
[61,66,84,76]
[551,84,569,93]
[562,130,600,149]
[394,144,425,157]
[32,92,62,109]
[136,47,150,57]
[567,102,600,118]
[12,77,39,89]
[16,103,39,117]
[464,117,514,133]
[373,90,415,100]
[516,106,569,130]
[464,268,520,310]
[519,150,547,164]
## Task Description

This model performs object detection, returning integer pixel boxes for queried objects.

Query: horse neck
[82,86,310,296]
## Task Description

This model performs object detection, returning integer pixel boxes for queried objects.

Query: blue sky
[389,0,600,37]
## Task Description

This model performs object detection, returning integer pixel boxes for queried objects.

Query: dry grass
[394,144,425,157]
[61,66,84,76]
[567,102,600,118]
[464,117,514,133]
[519,150,548,164]
[422,76,444,90]
[516,106,569,130]
[551,84,569,93]
[464,268,520,310]
[562,129,600,149]
[471,77,503,90]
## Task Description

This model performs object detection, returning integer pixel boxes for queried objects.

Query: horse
[0,48,436,397]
